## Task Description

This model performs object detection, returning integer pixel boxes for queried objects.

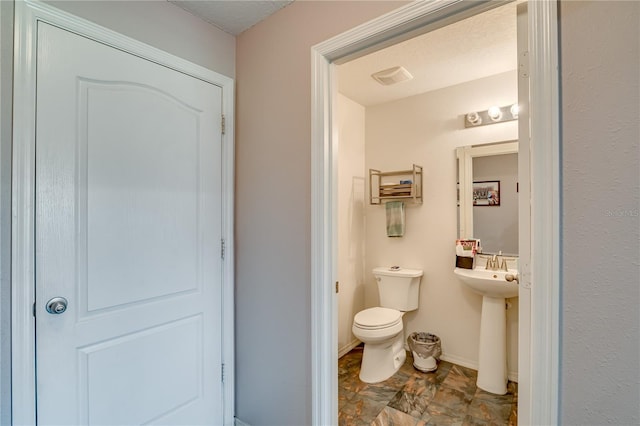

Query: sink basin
[454,268,519,298]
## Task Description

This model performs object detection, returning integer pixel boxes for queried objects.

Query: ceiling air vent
[371,66,413,86]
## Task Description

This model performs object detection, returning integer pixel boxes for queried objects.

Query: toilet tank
[373,266,423,311]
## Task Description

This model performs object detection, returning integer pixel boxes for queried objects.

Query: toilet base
[359,332,406,383]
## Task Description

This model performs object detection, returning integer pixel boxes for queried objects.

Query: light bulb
[510,104,519,118]
[487,106,502,121]
[467,111,481,125]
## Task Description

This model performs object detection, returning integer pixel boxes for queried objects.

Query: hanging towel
[386,201,405,237]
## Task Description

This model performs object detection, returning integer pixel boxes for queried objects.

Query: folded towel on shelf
[386,201,405,237]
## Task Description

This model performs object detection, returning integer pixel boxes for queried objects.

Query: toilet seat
[353,307,402,330]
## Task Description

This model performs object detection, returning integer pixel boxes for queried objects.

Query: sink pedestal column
[477,296,508,395]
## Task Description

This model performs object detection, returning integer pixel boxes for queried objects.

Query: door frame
[11,1,235,424]
[310,1,560,425]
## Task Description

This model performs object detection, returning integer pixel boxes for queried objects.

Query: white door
[35,22,223,425]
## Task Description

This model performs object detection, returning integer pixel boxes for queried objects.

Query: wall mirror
[457,141,518,255]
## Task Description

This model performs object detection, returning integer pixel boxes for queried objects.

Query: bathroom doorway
[335,3,521,423]
[311,1,560,425]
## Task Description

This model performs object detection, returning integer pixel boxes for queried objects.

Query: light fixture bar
[464,104,518,128]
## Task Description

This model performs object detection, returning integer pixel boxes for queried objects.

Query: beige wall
[560,1,639,424]
[363,71,518,376]
[235,1,406,424]
[336,94,367,356]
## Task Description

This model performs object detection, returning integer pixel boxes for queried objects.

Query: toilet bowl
[352,307,406,383]
[351,267,423,383]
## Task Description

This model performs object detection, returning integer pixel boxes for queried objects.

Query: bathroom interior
[336,1,521,422]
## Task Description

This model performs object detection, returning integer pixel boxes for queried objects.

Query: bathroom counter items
[455,239,481,269]
[369,164,423,205]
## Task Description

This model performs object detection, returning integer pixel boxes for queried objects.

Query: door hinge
[519,50,530,79]
[335,281,339,293]
[221,114,226,135]
[520,264,532,289]
[221,238,225,260]
[33,302,36,317]
[221,363,225,382]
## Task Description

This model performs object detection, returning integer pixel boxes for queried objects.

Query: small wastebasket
[407,332,441,372]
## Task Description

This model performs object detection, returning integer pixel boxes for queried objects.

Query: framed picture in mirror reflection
[472,181,500,206]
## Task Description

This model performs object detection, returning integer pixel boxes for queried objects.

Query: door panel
[80,315,203,425]
[83,81,201,311]
[35,22,222,425]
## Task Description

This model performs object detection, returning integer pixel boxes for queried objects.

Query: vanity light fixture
[464,104,519,128]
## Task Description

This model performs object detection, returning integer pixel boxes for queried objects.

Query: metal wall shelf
[369,164,423,205]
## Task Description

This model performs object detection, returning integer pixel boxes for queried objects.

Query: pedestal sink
[454,267,519,395]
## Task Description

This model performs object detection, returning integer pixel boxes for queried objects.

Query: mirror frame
[457,141,518,246]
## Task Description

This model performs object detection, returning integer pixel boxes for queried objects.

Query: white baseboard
[338,339,361,358]
[439,353,478,371]
[235,418,251,426]
[426,353,519,383]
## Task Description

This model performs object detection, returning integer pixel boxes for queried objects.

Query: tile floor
[338,346,517,425]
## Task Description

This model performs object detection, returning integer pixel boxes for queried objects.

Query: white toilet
[352,266,423,383]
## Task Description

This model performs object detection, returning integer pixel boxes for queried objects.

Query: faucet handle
[484,257,495,270]
[500,257,508,271]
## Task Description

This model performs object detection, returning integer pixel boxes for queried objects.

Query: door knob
[505,273,519,284]
[46,297,68,315]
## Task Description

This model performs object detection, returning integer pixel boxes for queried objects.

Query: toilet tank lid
[373,266,423,278]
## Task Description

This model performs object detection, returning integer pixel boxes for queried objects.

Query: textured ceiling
[337,2,518,106]
[168,0,294,35]
[167,1,518,105]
